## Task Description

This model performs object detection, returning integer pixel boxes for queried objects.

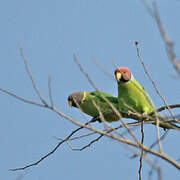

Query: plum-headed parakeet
[68,91,120,122]
[114,67,180,130]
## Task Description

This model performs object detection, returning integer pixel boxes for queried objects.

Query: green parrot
[114,67,180,130]
[68,91,120,122]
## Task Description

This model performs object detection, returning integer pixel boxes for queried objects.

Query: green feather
[117,77,155,114]
[116,68,180,130]
[68,91,119,122]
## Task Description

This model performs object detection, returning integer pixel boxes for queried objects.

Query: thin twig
[139,0,180,75]
[91,99,110,129]
[156,104,180,113]
[148,159,158,180]
[134,130,169,161]
[135,42,176,120]
[66,134,103,151]
[153,2,180,75]
[54,132,96,142]
[19,45,48,106]
[91,99,126,139]
[138,122,144,180]
[48,76,54,107]
[64,123,139,151]
[9,121,92,171]
[92,58,114,80]
[139,0,154,17]
[0,88,44,107]
[66,125,138,152]
[130,148,162,180]
[147,130,169,155]
[135,41,164,152]
[146,159,162,180]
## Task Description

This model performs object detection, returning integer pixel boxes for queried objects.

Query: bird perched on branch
[114,67,180,130]
[68,91,120,122]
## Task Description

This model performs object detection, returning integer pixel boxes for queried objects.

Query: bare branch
[19,45,48,106]
[48,76,54,107]
[146,159,162,180]
[54,132,96,142]
[135,42,175,120]
[92,58,114,80]
[138,122,144,180]
[131,148,162,180]
[63,122,139,151]
[153,2,180,75]
[139,0,180,75]
[0,88,44,108]
[66,134,103,151]
[9,121,92,171]
[148,130,168,154]
[156,104,180,113]
[135,41,175,152]
[148,159,159,180]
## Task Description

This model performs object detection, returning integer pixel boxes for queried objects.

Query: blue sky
[0,0,180,179]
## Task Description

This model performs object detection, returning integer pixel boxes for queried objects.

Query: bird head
[67,91,85,108]
[114,67,132,83]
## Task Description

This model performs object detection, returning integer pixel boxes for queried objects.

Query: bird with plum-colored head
[114,67,155,114]
[114,67,180,130]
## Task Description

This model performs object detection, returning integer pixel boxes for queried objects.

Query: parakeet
[68,91,120,122]
[114,67,180,130]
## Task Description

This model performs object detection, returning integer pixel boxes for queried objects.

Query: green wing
[117,78,180,130]
[117,78,155,114]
